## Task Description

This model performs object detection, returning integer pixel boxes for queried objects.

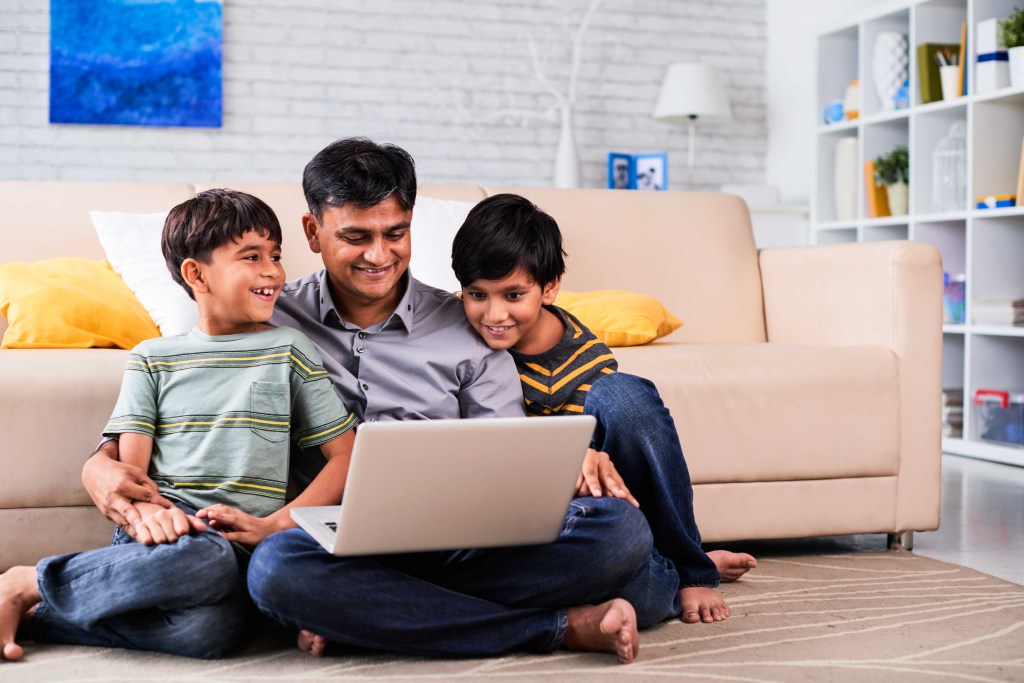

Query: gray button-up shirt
[272,269,525,422]
[272,269,525,488]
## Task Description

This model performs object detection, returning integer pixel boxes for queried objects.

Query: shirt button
[369,418,378,422]
[358,332,366,339]
[362,383,369,390]
[356,346,365,353]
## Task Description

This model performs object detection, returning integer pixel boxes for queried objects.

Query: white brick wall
[0,0,766,190]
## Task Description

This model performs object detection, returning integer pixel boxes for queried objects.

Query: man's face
[302,196,412,314]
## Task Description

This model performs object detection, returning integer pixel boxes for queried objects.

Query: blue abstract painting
[50,0,222,127]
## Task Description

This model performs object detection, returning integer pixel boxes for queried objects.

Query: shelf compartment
[913,108,967,214]
[969,215,1024,307]
[861,9,911,118]
[814,227,858,244]
[816,131,860,223]
[912,0,968,104]
[817,25,859,123]
[972,97,1024,202]
[864,223,909,241]
[914,218,966,277]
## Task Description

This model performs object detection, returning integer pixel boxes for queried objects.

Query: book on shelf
[958,21,967,96]
[942,388,964,407]
[864,161,890,218]
[916,42,960,104]
[972,299,1024,326]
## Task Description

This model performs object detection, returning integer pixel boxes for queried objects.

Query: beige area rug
[3,549,1024,682]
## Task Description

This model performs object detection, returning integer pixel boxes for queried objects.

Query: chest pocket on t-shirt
[251,381,290,443]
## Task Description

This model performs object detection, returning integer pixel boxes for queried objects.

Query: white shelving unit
[813,0,1024,467]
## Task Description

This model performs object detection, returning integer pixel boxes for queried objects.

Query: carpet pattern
[3,549,1024,682]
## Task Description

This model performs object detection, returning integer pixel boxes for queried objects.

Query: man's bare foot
[0,566,42,662]
[297,629,326,657]
[679,586,730,624]
[707,550,757,583]
[563,598,639,664]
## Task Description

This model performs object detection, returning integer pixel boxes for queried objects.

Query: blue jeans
[585,373,720,589]
[20,504,249,659]
[248,495,680,657]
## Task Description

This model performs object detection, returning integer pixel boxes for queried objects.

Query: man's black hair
[451,193,566,288]
[302,137,417,222]
[162,188,282,300]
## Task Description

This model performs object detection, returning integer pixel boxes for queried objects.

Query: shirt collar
[315,269,416,333]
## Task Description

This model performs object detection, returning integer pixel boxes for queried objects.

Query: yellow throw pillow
[554,290,682,347]
[0,258,161,349]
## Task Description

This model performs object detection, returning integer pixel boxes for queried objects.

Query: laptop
[290,415,596,556]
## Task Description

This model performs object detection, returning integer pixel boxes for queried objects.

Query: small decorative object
[976,194,1017,209]
[1001,7,1024,88]
[872,32,909,111]
[823,100,845,124]
[943,272,967,324]
[843,80,860,119]
[894,79,910,109]
[977,18,1010,92]
[874,145,910,215]
[932,121,967,212]
[606,153,668,191]
[833,137,858,221]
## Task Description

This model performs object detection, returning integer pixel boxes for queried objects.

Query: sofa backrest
[486,187,767,344]
[0,182,767,344]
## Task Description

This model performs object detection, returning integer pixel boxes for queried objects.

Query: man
[81,138,682,663]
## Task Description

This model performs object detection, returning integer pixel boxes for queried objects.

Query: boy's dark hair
[302,137,417,222]
[451,193,566,288]
[162,188,283,300]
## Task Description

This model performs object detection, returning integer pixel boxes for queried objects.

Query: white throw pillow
[409,196,477,293]
[90,211,198,337]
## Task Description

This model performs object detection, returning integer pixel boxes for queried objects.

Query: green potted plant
[1002,7,1024,87]
[874,145,909,216]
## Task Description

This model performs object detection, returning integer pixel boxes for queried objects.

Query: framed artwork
[50,0,223,127]
[606,152,669,191]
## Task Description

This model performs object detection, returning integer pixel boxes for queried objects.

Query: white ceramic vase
[833,137,858,221]
[1010,46,1024,89]
[553,104,580,189]
[887,182,909,216]
[872,32,909,111]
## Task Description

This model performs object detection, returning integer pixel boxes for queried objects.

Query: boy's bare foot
[679,586,730,623]
[0,566,42,662]
[563,598,639,664]
[297,629,326,657]
[707,550,757,582]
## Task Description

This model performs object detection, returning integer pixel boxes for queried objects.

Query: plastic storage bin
[973,389,1024,447]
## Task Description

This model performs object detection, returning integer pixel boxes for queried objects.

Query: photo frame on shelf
[606,152,669,191]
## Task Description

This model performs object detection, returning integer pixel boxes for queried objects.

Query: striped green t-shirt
[509,305,617,416]
[103,326,358,518]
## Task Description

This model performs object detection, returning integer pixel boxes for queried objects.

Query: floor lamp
[653,63,732,188]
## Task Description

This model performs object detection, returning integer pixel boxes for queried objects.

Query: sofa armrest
[759,240,943,533]
[0,349,128,509]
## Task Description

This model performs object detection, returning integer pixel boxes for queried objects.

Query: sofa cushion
[0,258,160,349]
[614,342,900,484]
[555,289,682,347]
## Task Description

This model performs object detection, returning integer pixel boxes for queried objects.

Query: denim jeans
[20,504,249,659]
[248,495,679,657]
[585,372,720,589]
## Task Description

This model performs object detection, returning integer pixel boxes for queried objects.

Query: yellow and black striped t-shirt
[509,305,617,416]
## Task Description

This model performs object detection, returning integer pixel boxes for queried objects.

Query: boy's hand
[134,502,205,545]
[198,504,284,546]
[82,444,174,537]
[576,449,639,508]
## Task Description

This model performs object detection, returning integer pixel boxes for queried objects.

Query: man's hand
[81,442,174,536]
[133,502,205,545]
[576,448,639,507]
[197,504,283,546]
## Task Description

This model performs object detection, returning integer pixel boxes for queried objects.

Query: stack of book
[942,388,964,438]
[972,299,1024,326]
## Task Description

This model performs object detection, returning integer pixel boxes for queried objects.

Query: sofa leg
[886,531,914,550]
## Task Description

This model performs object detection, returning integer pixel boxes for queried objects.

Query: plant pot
[887,182,909,216]
[1010,46,1024,89]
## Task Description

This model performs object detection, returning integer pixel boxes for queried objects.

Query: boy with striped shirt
[0,189,357,661]
[451,194,756,628]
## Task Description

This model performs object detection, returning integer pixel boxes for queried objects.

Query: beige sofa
[0,181,943,570]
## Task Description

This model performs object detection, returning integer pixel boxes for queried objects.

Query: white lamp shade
[653,63,732,124]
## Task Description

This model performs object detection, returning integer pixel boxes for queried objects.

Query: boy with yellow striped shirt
[0,190,357,662]
[452,194,756,628]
